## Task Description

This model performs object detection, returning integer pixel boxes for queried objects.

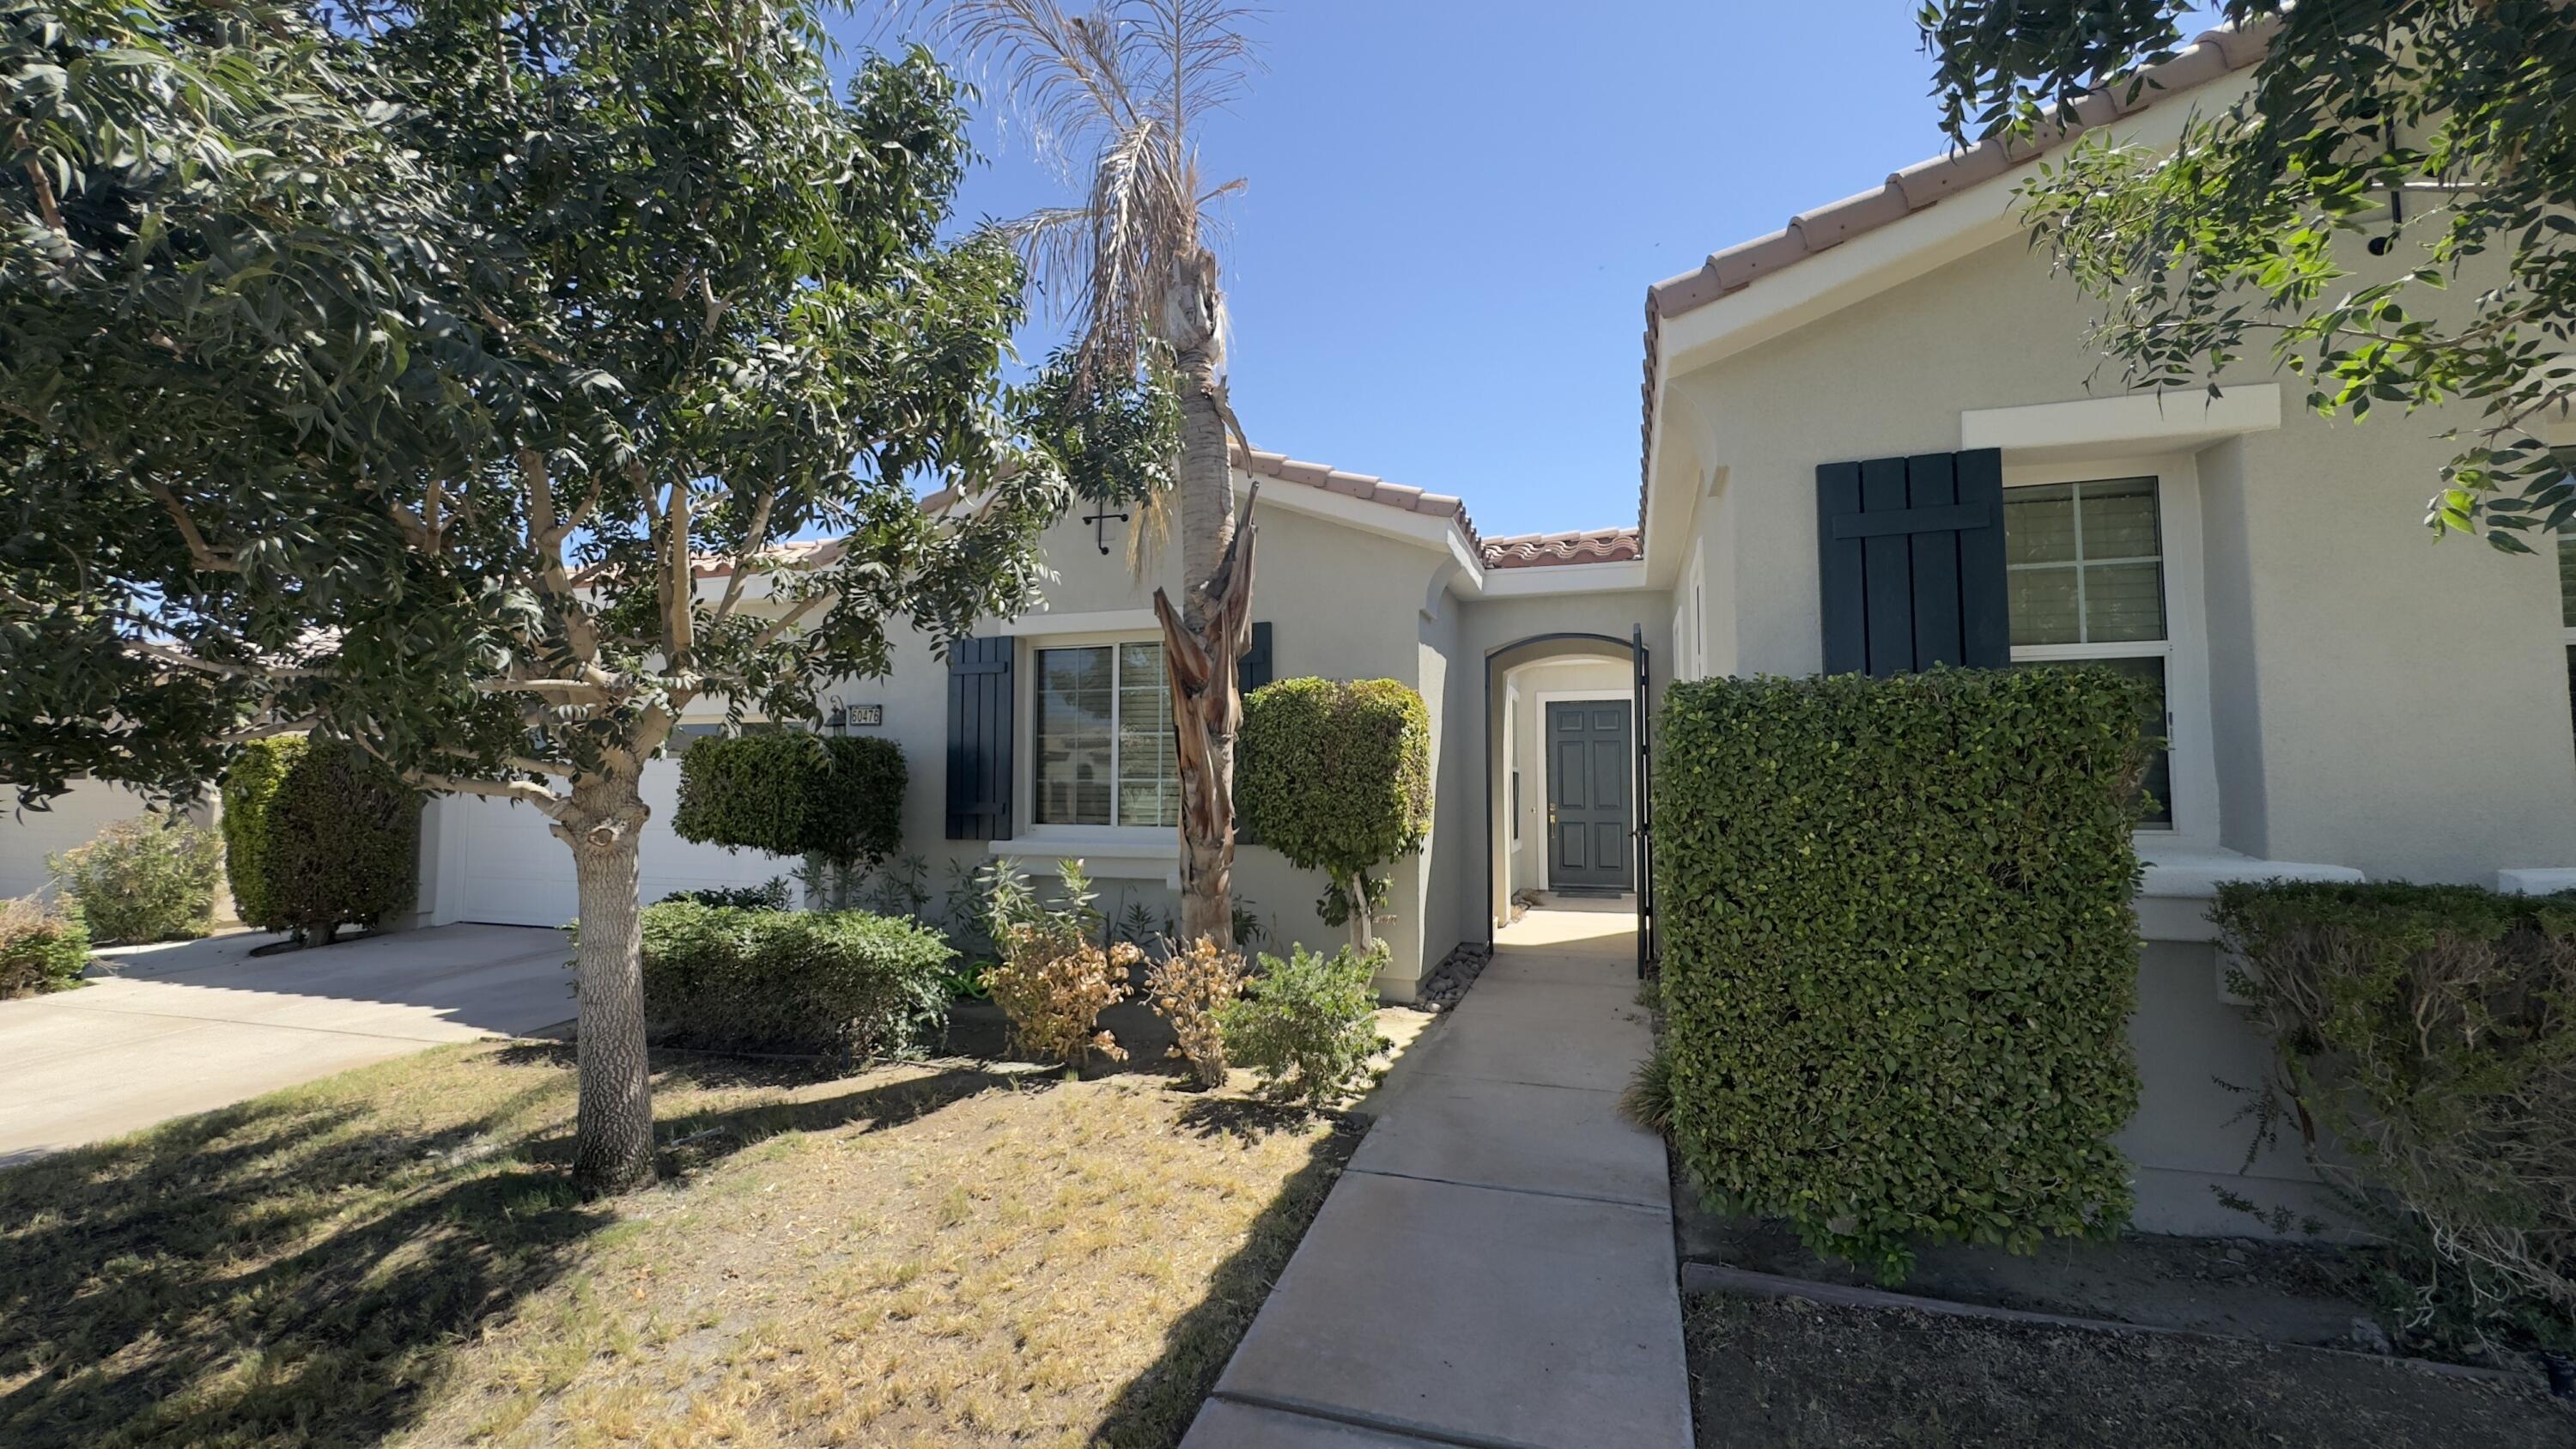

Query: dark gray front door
[1546,700,1633,892]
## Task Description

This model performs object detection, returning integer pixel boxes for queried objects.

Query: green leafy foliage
[0,895,88,998]
[2213,880,2576,1355]
[47,818,223,946]
[659,879,793,912]
[1656,668,2151,1282]
[1237,679,1432,945]
[1923,2,2576,547]
[1218,944,1389,1107]
[632,902,955,1061]
[220,737,421,941]
[672,734,905,872]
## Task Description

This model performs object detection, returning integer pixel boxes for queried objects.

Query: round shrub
[1657,667,2151,1282]
[221,737,422,943]
[633,901,955,1060]
[0,895,89,998]
[1237,678,1432,948]
[47,817,223,945]
[672,733,904,871]
[1218,943,1389,1106]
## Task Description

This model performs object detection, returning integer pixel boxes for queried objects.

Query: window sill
[988,831,1178,883]
[2134,841,2363,944]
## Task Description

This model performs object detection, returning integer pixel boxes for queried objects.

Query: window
[2004,476,2174,828]
[1032,641,1177,828]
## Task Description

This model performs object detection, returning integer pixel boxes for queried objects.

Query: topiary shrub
[1237,678,1432,953]
[1218,943,1390,1106]
[48,817,224,945]
[1657,667,2151,1282]
[631,901,955,1060]
[222,736,422,945]
[2214,880,2576,1355]
[672,733,905,870]
[0,895,89,998]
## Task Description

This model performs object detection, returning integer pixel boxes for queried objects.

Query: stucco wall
[1671,234,2576,884]
[0,778,172,900]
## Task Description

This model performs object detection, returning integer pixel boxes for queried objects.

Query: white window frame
[1014,629,1178,848]
[2002,453,2219,843]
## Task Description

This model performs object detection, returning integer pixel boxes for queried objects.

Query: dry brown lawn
[0,1038,1359,1448]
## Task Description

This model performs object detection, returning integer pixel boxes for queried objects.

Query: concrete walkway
[1184,904,1691,1449]
[0,924,572,1166]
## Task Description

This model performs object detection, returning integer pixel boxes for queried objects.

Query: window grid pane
[2004,478,2166,648]
[1034,646,1112,825]
[1115,642,1179,828]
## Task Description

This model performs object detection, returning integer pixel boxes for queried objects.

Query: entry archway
[1481,630,1652,973]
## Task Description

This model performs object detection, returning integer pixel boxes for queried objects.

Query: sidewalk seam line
[1345,1164,1666,1213]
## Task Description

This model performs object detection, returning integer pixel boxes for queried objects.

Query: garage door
[435,758,803,928]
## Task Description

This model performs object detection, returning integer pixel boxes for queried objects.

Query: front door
[1546,700,1633,892]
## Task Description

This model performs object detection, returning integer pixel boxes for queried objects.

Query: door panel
[1546,702,1633,891]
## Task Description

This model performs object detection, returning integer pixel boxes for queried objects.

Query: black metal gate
[1632,624,1656,979]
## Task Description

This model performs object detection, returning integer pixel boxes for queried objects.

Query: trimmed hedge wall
[672,733,904,871]
[1657,667,2151,1280]
[2213,880,2576,1350]
[635,901,954,1059]
[1237,677,1432,940]
[221,737,422,941]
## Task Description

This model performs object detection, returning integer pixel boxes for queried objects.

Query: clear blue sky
[846,2,1959,539]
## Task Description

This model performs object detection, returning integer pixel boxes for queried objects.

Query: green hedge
[635,901,954,1059]
[2213,880,2576,1352]
[672,733,904,871]
[221,737,422,941]
[1238,678,1432,939]
[1657,667,2151,1281]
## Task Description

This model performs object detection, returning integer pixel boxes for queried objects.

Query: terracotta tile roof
[1635,16,2280,517]
[687,537,842,580]
[1228,441,1485,557]
[1481,527,1643,569]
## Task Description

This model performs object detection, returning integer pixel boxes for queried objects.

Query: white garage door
[434,758,804,928]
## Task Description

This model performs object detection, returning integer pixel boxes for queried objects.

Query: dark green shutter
[945,636,1013,840]
[1817,447,2006,676]
[1235,622,1272,844]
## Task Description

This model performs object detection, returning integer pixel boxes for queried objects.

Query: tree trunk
[561,764,656,1195]
[1160,247,1249,954]
[1343,870,1377,959]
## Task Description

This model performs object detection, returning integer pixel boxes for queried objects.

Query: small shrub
[659,878,792,911]
[1658,667,2150,1282]
[1238,677,1432,953]
[2215,880,2576,1355]
[222,737,421,944]
[1147,936,1245,1087]
[49,818,224,945]
[982,860,1137,1068]
[673,733,904,871]
[1619,1042,1675,1137]
[1219,944,1388,1106]
[632,902,954,1059]
[0,895,89,997]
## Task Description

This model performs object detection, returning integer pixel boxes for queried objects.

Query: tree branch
[713,487,779,623]
[409,770,574,818]
[147,482,240,574]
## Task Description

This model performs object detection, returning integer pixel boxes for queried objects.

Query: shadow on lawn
[1085,1101,1364,1447]
[0,1086,608,1449]
[0,1046,1021,1449]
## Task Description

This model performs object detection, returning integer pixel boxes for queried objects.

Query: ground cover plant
[0,1038,1353,1449]
[46,819,223,946]
[2215,880,2576,1357]
[1656,667,2150,1280]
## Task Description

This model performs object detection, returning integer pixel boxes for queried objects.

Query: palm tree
[945,0,1262,951]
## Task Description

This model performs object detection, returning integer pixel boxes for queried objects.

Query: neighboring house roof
[1481,527,1643,569]
[1228,441,1485,557]
[1634,15,2280,510]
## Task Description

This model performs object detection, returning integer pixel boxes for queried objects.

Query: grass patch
[0,1041,1355,1447]
[1686,1292,2574,1448]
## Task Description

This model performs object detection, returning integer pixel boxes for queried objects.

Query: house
[413,446,1670,1001]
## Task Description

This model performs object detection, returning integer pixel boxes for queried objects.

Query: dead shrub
[981,858,1138,1070]
[1148,936,1245,1087]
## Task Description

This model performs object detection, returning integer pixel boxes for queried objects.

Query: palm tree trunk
[561,763,656,1195]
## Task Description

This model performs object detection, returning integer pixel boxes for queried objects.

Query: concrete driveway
[0,923,574,1166]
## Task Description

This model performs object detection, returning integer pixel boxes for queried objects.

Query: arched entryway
[1482,630,1653,974]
